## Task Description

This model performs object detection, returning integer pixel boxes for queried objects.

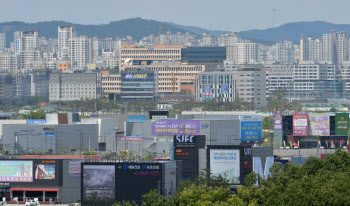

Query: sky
[1,0,350,32]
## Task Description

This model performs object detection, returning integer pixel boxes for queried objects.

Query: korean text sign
[0,161,33,182]
[293,113,308,136]
[241,121,262,142]
[151,120,200,135]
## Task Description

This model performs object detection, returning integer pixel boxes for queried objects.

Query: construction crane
[296,33,303,64]
[172,63,181,100]
[155,23,163,45]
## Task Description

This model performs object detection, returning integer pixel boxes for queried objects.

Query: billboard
[335,113,349,136]
[117,136,143,141]
[128,116,147,122]
[83,165,115,198]
[202,86,211,93]
[308,113,330,136]
[124,73,148,80]
[26,119,46,124]
[151,120,200,135]
[69,160,84,178]
[293,113,308,136]
[241,121,262,142]
[0,161,33,182]
[42,127,55,137]
[273,113,283,130]
[35,164,55,179]
[221,85,228,93]
[210,149,240,184]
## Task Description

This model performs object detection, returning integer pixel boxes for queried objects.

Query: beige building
[122,63,204,93]
[101,70,121,96]
[119,44,185,67]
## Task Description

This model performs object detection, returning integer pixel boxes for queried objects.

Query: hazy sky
[1,0,350,32]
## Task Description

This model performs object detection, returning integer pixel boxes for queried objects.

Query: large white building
[69,35,90,67]
[236,43,257,64]
[58,25,77,59]
[13,30,39,55]
[275,41,294,64]
[0,33,5,49]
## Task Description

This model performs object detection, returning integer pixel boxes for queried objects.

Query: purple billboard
[151,120,200,135]
[273,113,283,130]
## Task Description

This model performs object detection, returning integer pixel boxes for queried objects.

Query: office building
[195,71,236,102]
[49,72,101,102]
[236,68,266,109]
[30,70,51,97]
[181,47,226,70]
[120,70,157,101]
[101,70,121,98]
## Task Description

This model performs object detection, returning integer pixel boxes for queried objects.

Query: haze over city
[2,0,350,31]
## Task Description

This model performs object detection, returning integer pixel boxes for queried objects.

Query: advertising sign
[308,113,330,136]
[69,160,85,178]
[0,161,33,182]
[240,115,262,121]
[128,116,147,122]
[202,86,211,93]
[221,85,229,93]
[241,121,262,142]
[117,136,143,141]
[83,165,115,198]
[151,120,200,135]
[125,73,148,80]
[210,149,240,184]
[42,128,55,137]
[293,113,308,136]
[335,113,349,136]
[35,164,55,179]
[273,113,283,130]
[26,119,46,124]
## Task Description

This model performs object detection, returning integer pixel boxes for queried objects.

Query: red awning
[10,189,58,192]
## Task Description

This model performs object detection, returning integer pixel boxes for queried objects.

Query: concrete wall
[0,119,26,137]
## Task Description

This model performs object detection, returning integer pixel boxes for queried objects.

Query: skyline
[2,0,350,32]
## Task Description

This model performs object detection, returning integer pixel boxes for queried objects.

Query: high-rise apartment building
[13,30,39,55]
[0,33,5,49]
[58,25,77,59]
[69,35,90,67]
[336,32,348,64]
[275,41,294,64]
[218,32,240,62]
[236,43,257,64]
[323,32,336,63]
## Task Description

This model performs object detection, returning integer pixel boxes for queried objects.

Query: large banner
[210,149,240,184]
[83,165,115,198]
[335,113,349,136]
[0,161,33,182]
[35,164,55,179]
[293,113,308,136]
[241,121,262,142]
[69,160,85,178]
[128,116,146,122]
[273,113,283,130]
[151,120,200,135]
[308,113,330,136]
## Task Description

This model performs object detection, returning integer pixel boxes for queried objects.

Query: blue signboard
[221,85,228,93]
[128,116,147,122]
[202,86,211,93]
[125,73,148,80]
[26,119,46,124]
[42,128,55,137]
[241,121,262,142]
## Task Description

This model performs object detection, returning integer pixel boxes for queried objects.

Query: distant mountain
[1,19,350,47]
[237,21,350,43]
[165,22,231,37]
[0,18,191,47]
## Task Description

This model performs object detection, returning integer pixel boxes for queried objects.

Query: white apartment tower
[300,37,315,61]
[218,32,240,61]
[13,30,39,55]
[58,25,77,59]
[275,41,294,64]
[69,35,89,67]
[0,33,5,49]
[236,43,257,64]
[313,38,323,61]
[322,32,335,63]
[202,32,217,47]
[336,32,348,64]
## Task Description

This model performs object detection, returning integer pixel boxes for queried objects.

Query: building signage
[0,161,33,182]
[221,85,229,93]
[83,165,115,199]
[241,121,262,142]
[125,73,148,80]
[293,113,308,136]
[26,119,46,124]
[202,86,211,93]
[335,113,349,136]
[128,116,147,122]
[117,136,143,141]
[14,129,41,136]
[69,160,84,178]
[210,149,240,184]
[308,113,330,136]
[273,113,283,130]
[42,128,55,137]
[35,164,55,179]
[174,135,195,148]
[151,120,200,135]
[240,115,262,121]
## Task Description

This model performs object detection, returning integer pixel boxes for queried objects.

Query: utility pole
[89,137,91,152]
